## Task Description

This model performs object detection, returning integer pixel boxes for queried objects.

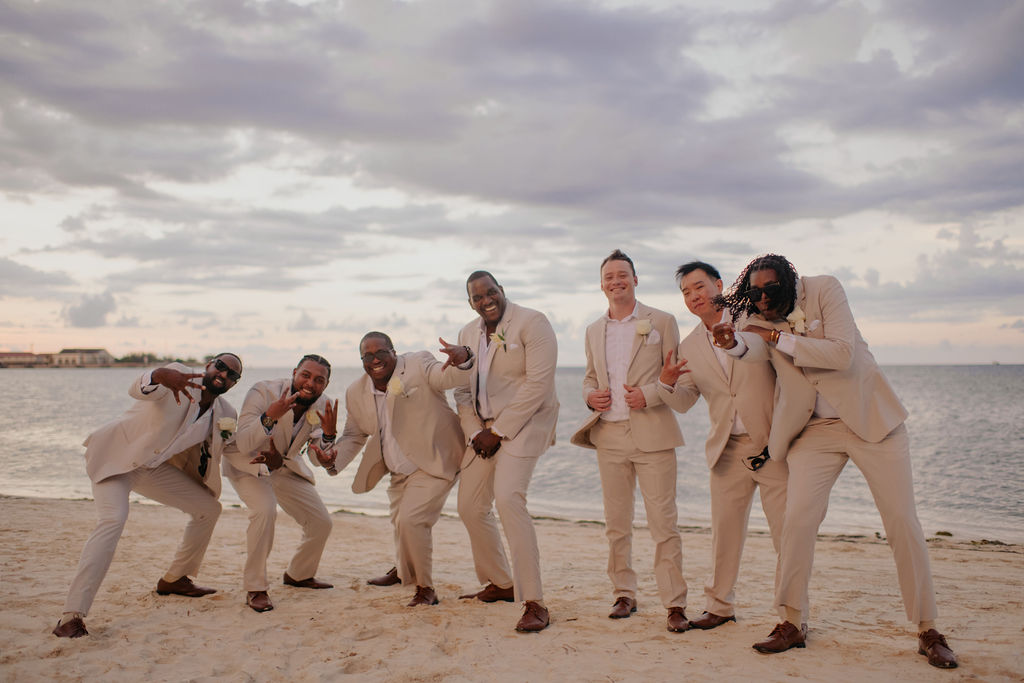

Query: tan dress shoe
[667,607,690,632]
[52,616,88,638]
[515,601,550,633]
[689,611,736,630]
[919,629,958,668]
[753,621,806,653]
[608,597,637,619]
[367,567,401,586]
[459,583,515,602]
[407,586,439,607]
[283,572,333,589]
[246,591,274,612]
[156,576,216,597]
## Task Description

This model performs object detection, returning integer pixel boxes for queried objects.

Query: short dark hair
[675,260,721,283]
[296,353,331,378]
[466,270,500,294]
[722,254,799,322]
[359,331,394,352]
[211,352,243,371]
[600,249,635,276]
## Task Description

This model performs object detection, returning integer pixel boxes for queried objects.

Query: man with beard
[330,332,469,607]
[53,353,243,638]
[454,271,559,633]
[223,354,339,613]
[715,254,957,669]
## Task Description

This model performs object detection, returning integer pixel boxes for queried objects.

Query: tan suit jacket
[737,275,907,460]
[82,362,236,488]
[657,322,775,468]
[225,378,333,484]
[332,351,467,493]
[571,302,683,452]
[454,301,559,463]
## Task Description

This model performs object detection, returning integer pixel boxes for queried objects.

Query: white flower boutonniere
[387,376,404,395]
[489,328,509,352]
[635,319,653,337]
[217,417,236,440]
[306,410,320,427]
[787,306,807,334]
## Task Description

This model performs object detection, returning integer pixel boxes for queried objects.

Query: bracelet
[260,412,277,430]
[462,346,473,363]
[321,433,336,443]
[770,329,781,344]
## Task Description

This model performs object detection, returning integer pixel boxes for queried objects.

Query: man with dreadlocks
[713,254,957,669]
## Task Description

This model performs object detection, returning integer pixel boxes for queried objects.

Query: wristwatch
[260,412,277,431]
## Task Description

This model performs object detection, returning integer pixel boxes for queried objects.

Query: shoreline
[3,496,1023,681]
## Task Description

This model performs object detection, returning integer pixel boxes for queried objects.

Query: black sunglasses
[361,349,395,364]
[744,282,783,302]
[213,358,241,382]
[745,446,771,472]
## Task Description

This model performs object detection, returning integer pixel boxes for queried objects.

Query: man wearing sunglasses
[53,353,243,638]
[328,332,470,608]
[223,354,339,613]
[655,261,793,634]
[714,254,957,669]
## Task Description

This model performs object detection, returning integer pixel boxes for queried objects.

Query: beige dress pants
[457,446,541,603]
[228,468,333,592]
[592,420,687,609]
[777,419,938,624]
[705,433,790,618]
[387,469,456,588]
[63,462,221,615]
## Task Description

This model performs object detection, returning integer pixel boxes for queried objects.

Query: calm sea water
[2,365,1022,542]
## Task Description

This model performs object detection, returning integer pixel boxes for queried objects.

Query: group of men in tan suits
[53,254,958,668]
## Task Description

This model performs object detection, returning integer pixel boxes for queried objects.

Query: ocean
[2,365,1022,543]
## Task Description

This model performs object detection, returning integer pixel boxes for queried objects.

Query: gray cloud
[63,291,116,327]
[0,257,75,297]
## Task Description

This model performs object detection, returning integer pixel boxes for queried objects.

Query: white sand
[1,496,1021,681]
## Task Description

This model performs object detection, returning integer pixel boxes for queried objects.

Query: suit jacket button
[154,449,161,454]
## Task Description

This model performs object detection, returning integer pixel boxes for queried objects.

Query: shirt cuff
[140,370,158,394]
[724,336,747,357]
[776,331,797,356]
[657,380,674,392]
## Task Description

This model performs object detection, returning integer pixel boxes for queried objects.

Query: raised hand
[439,337,470,369]
[251,438,284,471]
[711,320,738,349]
[659,349,690,386]
[623,383,647,410]
[151,368,204,405]
[265,387,299,421]
[471,428,502,459]
[316,399,339,438]
[739,323,775,344]
[308,443,337,469]
[586,388,612,412]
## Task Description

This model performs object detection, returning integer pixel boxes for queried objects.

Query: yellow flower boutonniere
[306,411,320,427]
[387,376,404,395]
[635,319,653,337]
[217,417,236,440]
[489,328,509,352]
[787,306,807,334]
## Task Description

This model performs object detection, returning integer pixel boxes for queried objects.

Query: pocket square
[808,320,821,332]
[646,329,661,345]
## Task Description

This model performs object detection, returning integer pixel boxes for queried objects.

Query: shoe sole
[689,617,736,630]
[918,648,958,669]
[753,642,805,653]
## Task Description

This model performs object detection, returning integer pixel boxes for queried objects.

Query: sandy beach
[1,495,1021,682]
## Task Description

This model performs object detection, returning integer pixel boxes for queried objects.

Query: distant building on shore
[0,348,115,368]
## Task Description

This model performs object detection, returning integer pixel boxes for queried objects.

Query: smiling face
[203,354,241,396]
[359,336,397,390]
[679,268,723,327]
[600,257,637,309]
[291,359,330,406]
[467,274,507,328]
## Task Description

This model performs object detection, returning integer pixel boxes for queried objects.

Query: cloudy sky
[2,0,1022,367]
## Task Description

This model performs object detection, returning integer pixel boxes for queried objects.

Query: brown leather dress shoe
[608,596,637,619]
[918,629,958,668]
[753,621,806,653]
[367,566,401,586]
[667,607,690,632]
[283,572,333,589]
[515,601,550,633]
[407,586,439,607]
[156,576,216,597]
[689,611,736,630]
[459,583,516,603]
[52,617,88,638]
[246,591,274,612]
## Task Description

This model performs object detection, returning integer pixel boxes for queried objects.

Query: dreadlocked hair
[718,253,799,323]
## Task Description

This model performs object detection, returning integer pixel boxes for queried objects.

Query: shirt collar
[604,300,640,323]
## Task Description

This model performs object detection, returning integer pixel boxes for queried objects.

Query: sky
[2,0,1022,367]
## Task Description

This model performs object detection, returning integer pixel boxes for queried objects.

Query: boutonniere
[635,319,653,337]
[306,410,320,427]
[217,417,236,440]
[786,306,807,334]
[387,376,416,397]
[489,328,509,352]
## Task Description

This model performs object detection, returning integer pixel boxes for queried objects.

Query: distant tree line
[116,353,201,365]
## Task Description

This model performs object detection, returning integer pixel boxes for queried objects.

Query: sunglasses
[744,446,771,472]
[744,282,783,302]
[213,358,241,382]
[361,349,395,364]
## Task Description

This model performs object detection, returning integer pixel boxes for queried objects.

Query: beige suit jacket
[736,275,907,460]
[332,351,468,493]
[224,378,333,484]
[454,301,559,464]
[82,362,236,487]
[571,302,683,452]
[657,322,775,469]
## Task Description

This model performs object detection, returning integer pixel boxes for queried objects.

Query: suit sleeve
[329,385,371,476]
[454,326,483,441]
[581,324,599,407]
[419,351,472,392]
[232,384,274,457]
[491,312,558,441]
[127,362,191,401]
[787,276,856,371]
[656,342,701,414]
[639,312,679,408]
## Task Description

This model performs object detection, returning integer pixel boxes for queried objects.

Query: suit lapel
[697,327,728,384]
[627,307,646,367]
